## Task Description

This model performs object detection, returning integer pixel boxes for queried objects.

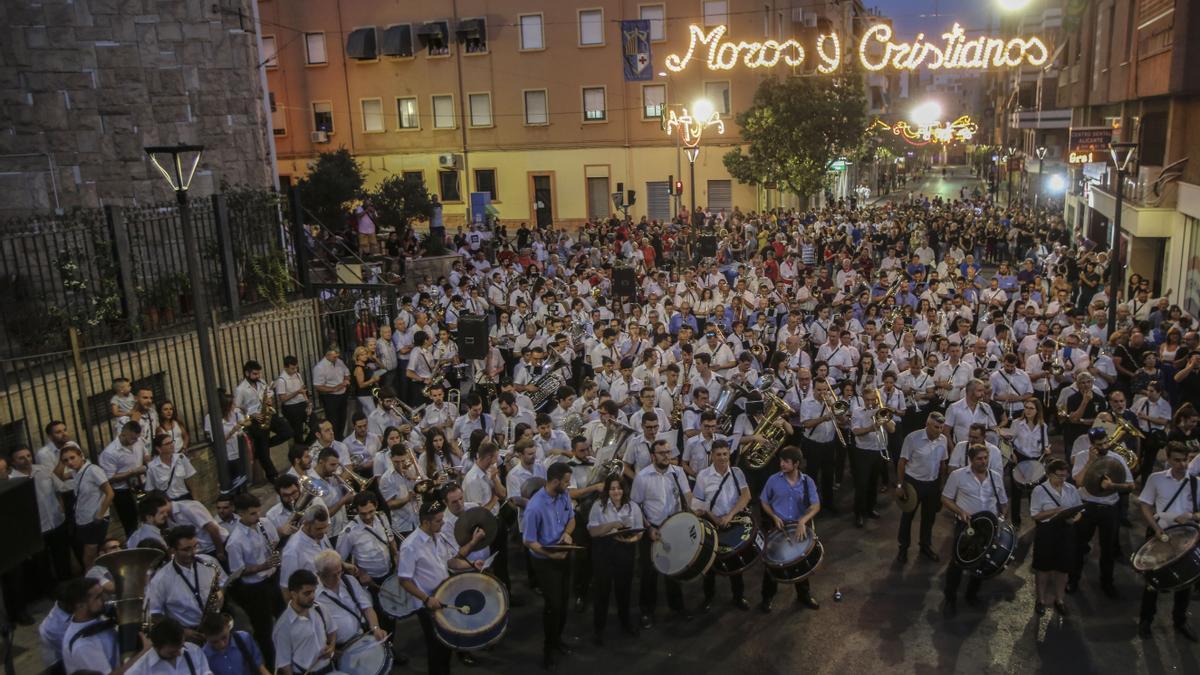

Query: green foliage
[50,247,123,328]
[723,61,868,199]
[295,148,365,229]
[247,253,292,307]
[368,173,434,236]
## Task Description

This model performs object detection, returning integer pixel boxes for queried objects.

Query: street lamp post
[1035,146,1047,210]
[144,143,233,494]
[1006,146,1018,207]
[1107,141,1137,337]
[664,99,723,226]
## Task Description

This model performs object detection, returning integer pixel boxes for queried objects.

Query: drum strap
[323,580,371,636]
[361,520,397,574]
[707,471,735,510]
[181,652,196,675]
[1039,483,1060,507]
[670,469,689,513]
[987,471,1001,512]
[1162,478,1190,514]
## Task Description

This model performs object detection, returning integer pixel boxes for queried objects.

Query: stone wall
[0,0,273,216]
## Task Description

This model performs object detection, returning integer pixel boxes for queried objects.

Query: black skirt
[1032,519,1076,573]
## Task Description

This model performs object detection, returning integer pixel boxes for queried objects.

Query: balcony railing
[1008,108,1072,129]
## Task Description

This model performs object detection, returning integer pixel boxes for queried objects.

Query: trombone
[819,391,848,446]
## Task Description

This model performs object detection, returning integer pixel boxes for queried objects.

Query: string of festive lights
[664,106,726,150]
[869,116,978,146]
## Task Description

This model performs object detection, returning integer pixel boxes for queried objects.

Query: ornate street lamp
[1106,141,1137,336]
[664,99,725,220]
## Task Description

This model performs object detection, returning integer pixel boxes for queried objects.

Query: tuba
[589,419,635,484]
[528,354,566,409]
[288,473,332,530]
[96,548,164,659]
[739,390,792,470]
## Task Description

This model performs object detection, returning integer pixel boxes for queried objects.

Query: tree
[368,173,435,252]
[295,148,365,231]
[723,61,867,201]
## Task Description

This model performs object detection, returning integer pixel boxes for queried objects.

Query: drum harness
[320,577,372,647]
[1155,476,1198,535]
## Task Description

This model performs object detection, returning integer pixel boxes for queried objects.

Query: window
[583,87,606,121]
[381,25,414,57]
[579,9,604,46]
[640,5,665,41]
[642,84,665,119]
[519,14,544,50]
[397,97,419,129]
[474,169,498,201]
[439,170,462,201]
[432,95,455,129]
[704,81,730,115]
[361,99,384,133]
[402,171,424,187]
[524,90,548,125]
[457,18,487,54]
[261,35,278,68]
[419,21,450,56]
[703,0,728,27]
[312,101,333,133]
[304,32,327,64]
[468,93,492,127]
[269,92,286,136]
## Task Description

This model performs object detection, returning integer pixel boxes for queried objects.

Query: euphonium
[96,548,164,659]
[335,464,374,493]
[288,473,332,530]
[740,390,791,470]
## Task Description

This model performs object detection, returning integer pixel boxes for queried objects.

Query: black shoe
[919,547,941,563]
[640,614,653,630]
[393,651,409,666]
[868,510,882,519]
[1175,623,1199,642]
[733,597,751,611]
[797,594,820,610]
[1101,585,1121,600]
[1138,622,1153,639]
[942,598,957,618]
[574,596,586,613]
[543,651,557,670]
[458,652,477,666]
[855,516,865,528]
[895,547,909,563]
[554,644,575,656]
[759,600,774,614]
[1054,602,1068,616]
[510,596,528,608]
[1035,602,1046,616]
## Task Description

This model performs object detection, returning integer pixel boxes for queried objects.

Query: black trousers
[571,517,592,601]
[417,607,452,675]
[319,392,349,437]
[231,576,281,666]
[945,534,983,600]
[852,449,886,518]
[702,570,744,601]
[592,538,635,633]
[802,439,838,506]
[247,415,290,482]
[897,476,940,549]
[638,534,684,615]
[1139,584,1192,626]
[1071,502,1119,588]
[1137,437,1162,485]
[281,402,313,446]
[531,556,571,652]
[759,518,813,602]
[112,489,138,536]
[491,519,511,589]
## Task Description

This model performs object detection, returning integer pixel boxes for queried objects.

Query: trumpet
[335,464,375,493]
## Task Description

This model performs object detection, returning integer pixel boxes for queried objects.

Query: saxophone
[739,390,792,470]
[252,384,275,429]
[198,558,224,614]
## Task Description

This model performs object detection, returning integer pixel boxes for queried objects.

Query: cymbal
[541,544,585,552]
[1082,455,1124,498]
[897,482,919,513]
[521,477,546,501]
[454,507,498,552]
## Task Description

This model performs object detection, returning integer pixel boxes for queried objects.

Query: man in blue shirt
[200,612,268,675]
[523,462,576,669]
[758,446,821,613]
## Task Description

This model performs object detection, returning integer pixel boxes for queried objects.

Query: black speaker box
[699,235,718,258]
[0,478,43,573]
[456,314,489,360]
[613,267,637,298]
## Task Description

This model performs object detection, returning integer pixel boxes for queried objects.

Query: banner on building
[622,20,652,81]
[1068,126,1113,164]
[470,191,490,225]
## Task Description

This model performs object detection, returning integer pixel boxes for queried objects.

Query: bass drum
[652,512,719,581]
[1011,459,1046,491]
[378,575,421,619]
[762,523,823,583]
[1132,523,1200,591]
[954,512,1016,579]
[431,572,510,651]
[714,514,765,576]
[333,633,392,675]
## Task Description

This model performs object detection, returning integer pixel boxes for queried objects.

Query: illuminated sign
[870,115,978,146]
[664,23,1049,74]
[1068,126,1112,164]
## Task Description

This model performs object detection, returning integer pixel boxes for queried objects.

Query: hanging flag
[622,20,652,81]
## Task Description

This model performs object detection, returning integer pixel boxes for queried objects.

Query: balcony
[1009,108,1071,129]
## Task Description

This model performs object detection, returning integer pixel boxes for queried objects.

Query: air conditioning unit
[310,130,330,143]
[438,153,461,169]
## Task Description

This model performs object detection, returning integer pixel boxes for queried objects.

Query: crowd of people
[6,167,1200,675]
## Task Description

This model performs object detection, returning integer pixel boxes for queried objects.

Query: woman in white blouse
[588,476,643,639]
[1006,399,1049,526]
[143,434,196,500]
[1030,458,1083,616]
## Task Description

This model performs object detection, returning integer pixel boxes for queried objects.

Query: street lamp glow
[1047,174,1067,193]
[996,0,1033,11]
[692,98,716,122]
[910,100,943,127]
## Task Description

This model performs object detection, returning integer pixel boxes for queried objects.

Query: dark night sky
[868,0,994,36]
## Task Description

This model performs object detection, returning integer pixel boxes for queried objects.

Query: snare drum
[953,512,1016,579]
[334,633,392,675]
[378,574,420,619]
[714,514,765,576]
[762,523,823,583]
[431,572,510,651]
[1012,459,1046,491]
[1132,523,1200,591]
[651,512,719,581]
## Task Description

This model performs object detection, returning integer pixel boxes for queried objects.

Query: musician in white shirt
[146,525,226,633]
[691,442,751,610]
[1136,443,1199,639]
[940,445,1008,616]
[630,442,691,627]
[143,434,196,500]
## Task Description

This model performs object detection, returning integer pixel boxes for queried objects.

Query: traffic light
[626,189,636,206]
[673,179,683,196]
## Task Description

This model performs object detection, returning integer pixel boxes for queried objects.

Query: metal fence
[0,188,297,358]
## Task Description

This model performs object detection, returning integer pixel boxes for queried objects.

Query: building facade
[259,0,870,228]
[0,0,274,215]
